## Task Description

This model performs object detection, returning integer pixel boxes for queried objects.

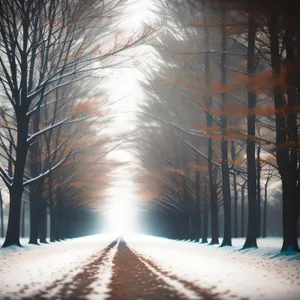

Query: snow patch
[126,235,300,300]
[87,239,119,300]
[0,234,116,299]
[137,252,201,299]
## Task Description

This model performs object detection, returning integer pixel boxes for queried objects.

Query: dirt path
[5,238,222,300]
[107,239,220,300]
[8,240,118,300]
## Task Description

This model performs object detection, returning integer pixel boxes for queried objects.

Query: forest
[0,0,151,247]
[134,0,300,252]
[0,0,299,252]
[0,0,300,299]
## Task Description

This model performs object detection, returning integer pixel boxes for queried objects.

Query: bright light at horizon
[98,0,158,234]
[104,204,139,235]
[119,0,157,31]
[103,179,140,235]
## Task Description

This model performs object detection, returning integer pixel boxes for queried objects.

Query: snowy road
[1,235,300,300]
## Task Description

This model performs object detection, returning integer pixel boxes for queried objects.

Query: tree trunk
[203,0,219,245]
[56,188,63,240]
[198,207,202,242]
[296,19,300,241]
[201,183,208,243]
[241,184,245,237]
[48,170,60,242]
[282,15,299,252]
[195,159,201,241]
[231,142,238,238]
[49,201,57,242]
[282,178,299,251]
[29,109,45,245]
[256,146,261,238]
[270,12,299,252]
[0,191,4,238]
[21,200,25,238]
[209,168,219,245]
[263,179,269,238]
[298,216,300,239]
[39,200,48,243]
[3,185,24,247]
[2,113,29,247]
[220,12,232,247]
[243,13,258,249]
[29,187,39,245]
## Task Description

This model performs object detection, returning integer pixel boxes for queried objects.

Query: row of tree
[0,0,151,247]
[134,0,300,252]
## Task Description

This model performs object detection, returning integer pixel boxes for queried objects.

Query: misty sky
[102,0,157,232]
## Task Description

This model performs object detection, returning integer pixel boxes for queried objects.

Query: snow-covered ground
[1,235,300,300]
[87,241,119,300]
[126,235,300,300]
[0,234,118,299]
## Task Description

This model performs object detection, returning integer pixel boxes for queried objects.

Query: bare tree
[0,0,151,247]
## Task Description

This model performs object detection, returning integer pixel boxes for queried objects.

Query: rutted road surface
[108,239,219,300]
[3,237,219,300]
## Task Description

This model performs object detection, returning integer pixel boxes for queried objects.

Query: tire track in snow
[16,239,119,300]
[136,251,222,300]
[108,239,220,300]
[137,254,200,299]
[86,238,119,300]
[5,238,222,300]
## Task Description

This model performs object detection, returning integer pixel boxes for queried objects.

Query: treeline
[0,0,150,247]
[134,0,300,252]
